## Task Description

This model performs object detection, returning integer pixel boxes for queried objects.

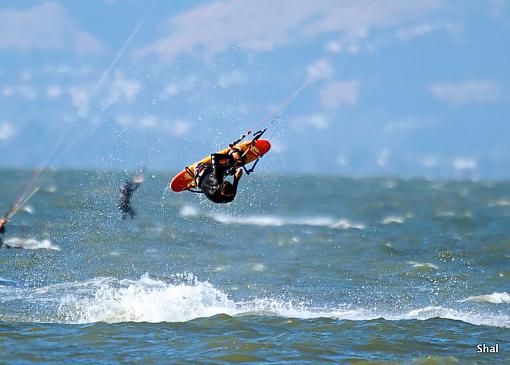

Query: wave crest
[460,292,510,304]
[59,275,235,323]
[55,276,510,328]
[1,275,508,328]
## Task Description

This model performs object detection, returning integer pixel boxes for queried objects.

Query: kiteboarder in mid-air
[169,129,270,203]
[119,171,144,219]
[195,149,244,204]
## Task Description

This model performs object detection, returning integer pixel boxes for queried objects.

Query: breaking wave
[58,275,236,323]
[1,275,507,328]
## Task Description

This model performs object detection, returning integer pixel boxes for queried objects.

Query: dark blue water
[0,170,508,364]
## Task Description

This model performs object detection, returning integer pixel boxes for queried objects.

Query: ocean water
[0,169,509,364]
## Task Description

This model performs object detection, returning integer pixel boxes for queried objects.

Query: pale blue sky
[0,0,509,178]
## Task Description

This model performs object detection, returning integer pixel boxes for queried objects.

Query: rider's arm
[232,167,243,192]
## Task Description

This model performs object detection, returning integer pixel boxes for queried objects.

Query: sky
[0,0,509,178]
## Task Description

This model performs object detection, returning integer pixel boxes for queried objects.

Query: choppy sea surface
[0,169,509,364]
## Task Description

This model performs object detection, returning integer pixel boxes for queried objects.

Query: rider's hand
[231,150,242,163]
[234,167,243,179]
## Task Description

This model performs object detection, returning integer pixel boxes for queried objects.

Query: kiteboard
[170,139,270,192]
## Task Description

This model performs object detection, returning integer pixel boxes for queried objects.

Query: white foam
[488,199,510,207]
[214,214,336,227]
[407,261,439,270]
[4,237,60,251]
[180,206,364,230]
[462,211,472,218]
[58,275,237,323]
[436,211,456,217]
[214,265,229,272]
[180,205,199,217]
[57,278,370,324]
[22,205,35,215]
[460,292,510,304]
[45,185,58,193]
[382,213,412,225]
[251,263,266,272]
[2,275,507,328]
[382,216,404,224]
[400,306,510,328]
[331,219,366,230]
[213,214,287,226]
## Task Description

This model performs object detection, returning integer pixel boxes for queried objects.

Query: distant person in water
[119,171,144,219]
[0,217,7,248]
[195,149,244,204]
